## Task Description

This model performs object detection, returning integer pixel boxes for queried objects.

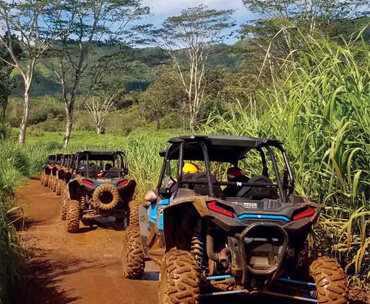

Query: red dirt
[15,177,299,304]
[16,177,158,304]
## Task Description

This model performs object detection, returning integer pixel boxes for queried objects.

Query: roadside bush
[0,124,10,140]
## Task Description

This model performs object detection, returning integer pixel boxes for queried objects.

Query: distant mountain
[11,44,243,97]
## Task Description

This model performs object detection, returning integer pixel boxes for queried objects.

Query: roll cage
[45,155,55,165]
[61,154,74,167]
[73,151,128,178]
[157,135,295,203]
[53,154,62,166]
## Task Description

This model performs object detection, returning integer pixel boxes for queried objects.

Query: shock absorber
[191,220,204,273]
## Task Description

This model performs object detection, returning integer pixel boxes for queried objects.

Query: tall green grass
[205,31,370,282]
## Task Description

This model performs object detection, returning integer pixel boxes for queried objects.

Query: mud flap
[139,204,149,256]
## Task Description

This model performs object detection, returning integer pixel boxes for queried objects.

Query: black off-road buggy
[64,150,136,233]
[49,153,62,192]
[41,154,55,187]
[55,154,74,196]
[123,135,348,304]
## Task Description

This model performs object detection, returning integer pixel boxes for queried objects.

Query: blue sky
[141,0,257,44]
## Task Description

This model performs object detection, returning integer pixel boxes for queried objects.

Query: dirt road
[16,177,292,304]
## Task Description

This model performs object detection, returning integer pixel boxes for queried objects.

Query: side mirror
[159,187,172,199]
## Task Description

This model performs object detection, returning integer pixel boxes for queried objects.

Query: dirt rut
[15,177,289,304]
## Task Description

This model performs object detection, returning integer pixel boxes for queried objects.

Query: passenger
[223,167,250,197]
[144,162,199,202]
[97,163,113,177]
[105,163,112,172]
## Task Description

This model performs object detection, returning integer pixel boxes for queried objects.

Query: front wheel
[159,249,200,304]
[310,256,348,304]
[122,201,145,279]
[67,200,80,233]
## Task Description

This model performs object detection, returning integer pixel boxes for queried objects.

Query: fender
[139,204,150,256]
[57,169,65,180]
[162,196,214,250]
[67,179,83,200]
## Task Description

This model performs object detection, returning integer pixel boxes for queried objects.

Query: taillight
[82,179,94,186]
[207,201,234,218]
[293,207,315,221]
[118,180,129,187]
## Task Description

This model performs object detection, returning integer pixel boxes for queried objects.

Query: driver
[144,162,199,202]
[223,167,250,197]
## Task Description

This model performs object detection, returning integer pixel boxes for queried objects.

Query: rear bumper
[228,223,289,288]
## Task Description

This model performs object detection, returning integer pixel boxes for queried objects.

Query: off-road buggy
[64,150,136,233]
[48,153,62,192]
[123,135,348,304]
[41,154,55,187]
[55,154,74,196]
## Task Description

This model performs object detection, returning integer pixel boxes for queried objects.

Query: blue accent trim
[277,278,316,288]
[159,199,170,206]
[94,183,117,187]
[204,275,233,281]
[158,215,164,230]
[149,202,157,223]
[238,214,290,222]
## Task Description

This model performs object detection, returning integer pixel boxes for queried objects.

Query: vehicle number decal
[244,203,258,209]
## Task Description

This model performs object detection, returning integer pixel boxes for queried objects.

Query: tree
[0,33,22,120]
[242,0,369,33]
[144,5,235,132]
[0,0,62,144]
[84,55,126,134]
[47,0,149,147]
[239,0,370,92]
[139,67,183,130]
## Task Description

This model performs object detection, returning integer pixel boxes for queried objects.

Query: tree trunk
[18,83,31,144]
[63,113,73,147]
[96,125,104,134]
[155,119,160,130]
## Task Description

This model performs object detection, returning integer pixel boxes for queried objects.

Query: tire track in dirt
[16,177,159,304]
[15,177,293,304]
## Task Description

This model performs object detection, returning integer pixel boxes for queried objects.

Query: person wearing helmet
[144,162,199,202]
[182,162,199,174]
[223,166,250,197]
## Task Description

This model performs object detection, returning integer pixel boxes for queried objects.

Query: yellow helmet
[183,162,199,174]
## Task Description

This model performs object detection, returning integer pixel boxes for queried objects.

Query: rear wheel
[310,256,348,304]
[67,200,80,233]
[52,177,57,192]
[43,175,49,187]
[56,180,63,196]
[61,195,68,221]
[48,175,52,188]
[122,201,145,279]
[158,249,200,304]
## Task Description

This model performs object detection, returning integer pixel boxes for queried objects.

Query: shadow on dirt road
[14,178,302,304]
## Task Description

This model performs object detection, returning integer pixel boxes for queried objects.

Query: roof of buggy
[160,135,283,163]
[77,150,126,161]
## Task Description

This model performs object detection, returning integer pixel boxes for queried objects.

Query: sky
[141,0,257,44]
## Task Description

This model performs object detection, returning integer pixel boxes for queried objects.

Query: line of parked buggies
[41,135,348,304]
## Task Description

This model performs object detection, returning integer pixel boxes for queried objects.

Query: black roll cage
[157,140,295,203]
[74,151,128,178]
[61,154,73,167]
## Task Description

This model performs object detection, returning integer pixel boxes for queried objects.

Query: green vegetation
[0,0,369,301]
